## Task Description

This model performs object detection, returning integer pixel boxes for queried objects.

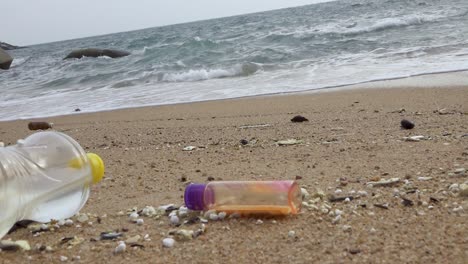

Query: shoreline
[0,76,467,263]
[2,70,468,123]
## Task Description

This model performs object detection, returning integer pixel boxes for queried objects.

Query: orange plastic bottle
[184,180,302,216]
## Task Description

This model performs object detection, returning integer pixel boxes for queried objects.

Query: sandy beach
[1,73,467,263]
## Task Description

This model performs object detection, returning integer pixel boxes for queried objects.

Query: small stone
[218,212,227,220]
[239,139,249,145]
[459,183,468,197]
[400,119,415,129]
[125,235,141,244]
[403,135,427,142]
[332,215,341,224]
[141,206,157,217]
[357,190,368,197]
[370,228,377,234]
[454,168,466,175]
[162,238,175,248]
[255,219,264,225]
[173,230,193,241]
[449,183,460,192]
[301,188,310,200]
[75,214,89,223]
[342,225,352,232]
[288,230,296,238]
[170,215,180,225]
[291,115,309,123]
[114,241,126,254]
[0,240,31,251]
[271,220,277,224]
[183,146,196,151]
[136,219,144,225]
[453,206,464,213]
[209,213,219,221]
[335,189,343,194]
[60,256,68,262]
[129,212,139,222]
[344,197,351,203]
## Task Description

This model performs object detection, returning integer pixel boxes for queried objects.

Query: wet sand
[0,72,467,263]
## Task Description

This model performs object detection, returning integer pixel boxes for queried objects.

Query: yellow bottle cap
[87,153,105,184]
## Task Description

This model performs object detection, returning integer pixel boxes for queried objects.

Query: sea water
[1,0,467,121]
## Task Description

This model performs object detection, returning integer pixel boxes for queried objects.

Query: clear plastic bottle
[0,131,104,239]
[184,180,302,215]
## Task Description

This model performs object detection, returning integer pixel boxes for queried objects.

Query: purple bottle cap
[184,183,207,210]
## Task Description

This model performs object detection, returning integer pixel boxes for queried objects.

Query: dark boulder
[64,48,130,59]
[0,48,13,70]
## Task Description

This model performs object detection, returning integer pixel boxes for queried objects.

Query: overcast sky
[3,0,333,46]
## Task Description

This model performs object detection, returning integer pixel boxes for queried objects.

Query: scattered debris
[291,115,309,123]
[400,119,415,129]
[277,139,304,146]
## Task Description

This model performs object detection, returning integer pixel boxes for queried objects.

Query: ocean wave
[160,62,261,82]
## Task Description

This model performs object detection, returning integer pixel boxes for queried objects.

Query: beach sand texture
[0,77,467,263]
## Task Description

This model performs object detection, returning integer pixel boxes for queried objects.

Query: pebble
[357,190,368,197]
[256,219,264,225]
[218,212,227,220]
[449,183,460,192]
[60,256,68,262]
[209,213,219,221]
[288,230,296,238]
[301,188,310,199]
[342,225,352,232]
[332,215,341,224]
[170,215,180,225]
[400,119,415,129]
[459,183,468,197]
[335,189,343,194]
[370,227,377,234]
[173,230,193,241]
[136,218,144,225]
[75,213,89,223]
[141,206,157,217]
[125,235,141,244]
[129,212,139,222]
[344,197,351,203]
[114,241,126,254]
[453,206,464,213]
[0,240,31,251]
[183,146,196,151]
[162,238,175,248]
[454,168,466,175]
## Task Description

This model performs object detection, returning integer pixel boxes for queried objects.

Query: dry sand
[0,73,467,263]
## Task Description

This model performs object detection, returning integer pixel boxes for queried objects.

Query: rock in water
[400,119,415,129]
[64,48,130,59]
[0,48,13,70]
